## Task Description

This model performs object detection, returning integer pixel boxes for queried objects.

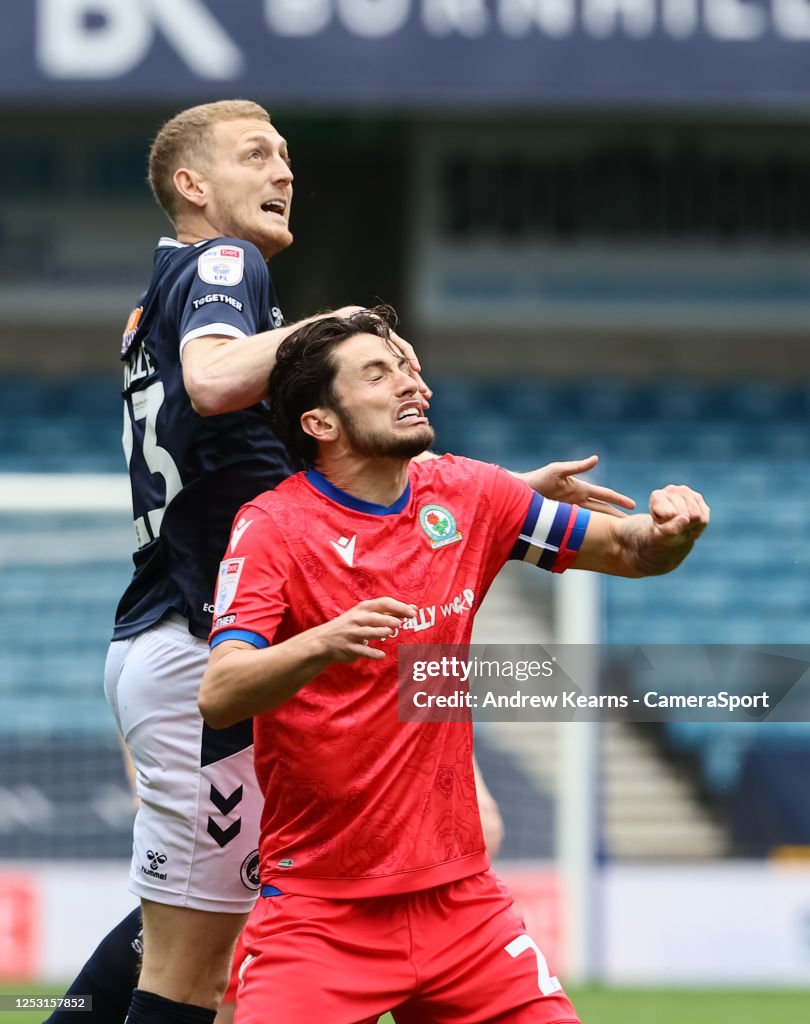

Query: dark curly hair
[267,304,399,466]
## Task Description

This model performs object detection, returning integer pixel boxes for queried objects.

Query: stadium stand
[431,374,810,857]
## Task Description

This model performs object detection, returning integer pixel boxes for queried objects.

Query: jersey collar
[305,469,411,516]
[156,237,213,249]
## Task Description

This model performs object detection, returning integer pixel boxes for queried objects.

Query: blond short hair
[148,100,271,222]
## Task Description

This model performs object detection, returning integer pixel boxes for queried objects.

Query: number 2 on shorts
[504,935,562,996]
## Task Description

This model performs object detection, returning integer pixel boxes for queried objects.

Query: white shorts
[104,614,262,913]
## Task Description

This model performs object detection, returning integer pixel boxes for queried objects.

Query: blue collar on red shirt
[305,469,411,516]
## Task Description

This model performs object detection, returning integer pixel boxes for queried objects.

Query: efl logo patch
[198,245,244,286]
[419,505,462,550]
[215,557,245,615]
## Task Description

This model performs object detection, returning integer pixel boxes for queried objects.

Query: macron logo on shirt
[230,517,253,553]
[330,535,356,568]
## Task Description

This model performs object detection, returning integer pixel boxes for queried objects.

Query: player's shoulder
[162,236,266,289]
[228,474,315,556]
[411,453,500,487]
[410,454,522,515]
[195,236,266,286]
[246,471,312,515]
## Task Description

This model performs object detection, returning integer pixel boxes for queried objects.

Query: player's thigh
[140,898,246,960]
[234,894,408,1024]
[104,617,207,765]
[214,1003,235,1024]
[106,616,262,912]
[408,871,579,1024]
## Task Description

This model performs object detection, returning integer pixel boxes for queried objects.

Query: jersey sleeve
[209,503,290,650]
[178,240,270,354]
[471,460,591,574]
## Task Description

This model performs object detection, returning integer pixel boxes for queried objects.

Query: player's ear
[301,408,338,444]
[173,166,208,209]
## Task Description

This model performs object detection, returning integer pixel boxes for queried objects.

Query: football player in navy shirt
[107,99,375,1024]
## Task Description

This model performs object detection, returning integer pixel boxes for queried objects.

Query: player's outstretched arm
[572,483,709,578]
[414,452,635,518]
[514,454,636,518]
[199,597,416,728]
[182,311,427,417]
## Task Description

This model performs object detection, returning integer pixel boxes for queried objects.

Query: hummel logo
[330,534,356,568]
[230,517,253,553]
[140,849,169,880]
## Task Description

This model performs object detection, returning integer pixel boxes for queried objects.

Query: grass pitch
[2,984,808,1022]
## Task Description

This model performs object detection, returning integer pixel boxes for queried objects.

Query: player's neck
[174,210,224,247]
[316,454,410,508]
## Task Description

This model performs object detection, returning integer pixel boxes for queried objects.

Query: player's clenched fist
[317,598,418,663]
[572,482,709,578]
[648,484,710,543]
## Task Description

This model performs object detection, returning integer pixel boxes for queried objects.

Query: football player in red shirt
[200,305,709,1024]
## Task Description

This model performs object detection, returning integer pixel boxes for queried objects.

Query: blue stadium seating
[430,374,810,816]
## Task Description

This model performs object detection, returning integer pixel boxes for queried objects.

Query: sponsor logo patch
[197,245,244,286]
[419,504,462,550]
[215,557,245,616]
[214,613,236,628]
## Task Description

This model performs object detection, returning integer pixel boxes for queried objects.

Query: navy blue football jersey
[114,236,300,640]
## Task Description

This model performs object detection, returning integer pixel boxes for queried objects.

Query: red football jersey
[210,455,589,898]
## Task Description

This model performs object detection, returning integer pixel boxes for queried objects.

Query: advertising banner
[4,0,810,106]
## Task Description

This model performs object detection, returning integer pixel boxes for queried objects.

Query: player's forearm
[199,631,335,728]
[182,322,306,416]
[183,307,364,416]
[473,756,504,856]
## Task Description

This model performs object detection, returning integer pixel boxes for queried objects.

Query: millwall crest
[419,505,462,550]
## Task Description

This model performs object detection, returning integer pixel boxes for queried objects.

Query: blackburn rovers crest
[419,505,462,550]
